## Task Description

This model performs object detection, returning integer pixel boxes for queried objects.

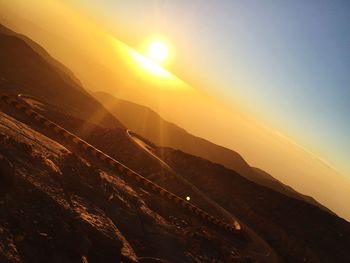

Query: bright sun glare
[128,37,173,78]
[146,41,169,64]
[111,35,189,88]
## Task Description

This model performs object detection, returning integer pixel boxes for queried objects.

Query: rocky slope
[0,108,248,263]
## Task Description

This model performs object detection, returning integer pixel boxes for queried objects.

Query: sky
[0,0,349,220]
[71,0,350,178]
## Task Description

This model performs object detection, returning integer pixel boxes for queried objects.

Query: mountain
[0,24,253,262]
[0,24,122,129]
[1,24,350,262]
[1,110,248,262]
[93,91,331,213]
[0,24,84,91]
[158,147,350,262]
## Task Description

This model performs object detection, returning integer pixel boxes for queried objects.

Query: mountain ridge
[93,91,332,214]
[0,24,122,129]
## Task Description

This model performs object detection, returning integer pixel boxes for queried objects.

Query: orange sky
[0,0,349,221]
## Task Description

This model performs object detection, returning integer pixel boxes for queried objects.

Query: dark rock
[0,154,15,190]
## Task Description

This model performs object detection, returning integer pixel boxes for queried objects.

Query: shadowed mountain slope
[93,91,331,213]
[158,147,350,263]
[0,24,122,129]
[0,24,84,90]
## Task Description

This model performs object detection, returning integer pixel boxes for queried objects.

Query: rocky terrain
[0,97,260,262]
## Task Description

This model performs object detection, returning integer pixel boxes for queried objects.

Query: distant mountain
[0,24,84,91]
[0,24,122,129]
[159,148,350,263]
[93,91,332,213]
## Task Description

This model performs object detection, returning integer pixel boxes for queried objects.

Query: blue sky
[73,0,350,175]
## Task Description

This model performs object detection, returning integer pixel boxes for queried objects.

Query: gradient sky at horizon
[71,0,350,175]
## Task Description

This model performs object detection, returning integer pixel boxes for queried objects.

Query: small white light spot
[186,196,191,201]
[234,221,241,230]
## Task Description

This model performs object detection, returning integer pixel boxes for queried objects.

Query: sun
[110,36,191,89]
[146,40,169,64]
